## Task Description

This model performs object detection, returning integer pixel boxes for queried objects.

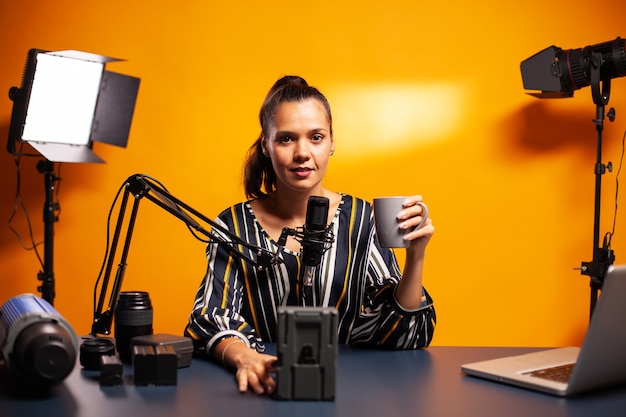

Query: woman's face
[263,98,335,194]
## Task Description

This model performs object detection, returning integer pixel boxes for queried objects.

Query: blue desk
[2,346,625,417]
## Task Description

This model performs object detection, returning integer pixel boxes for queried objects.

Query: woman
[184,75,436,395]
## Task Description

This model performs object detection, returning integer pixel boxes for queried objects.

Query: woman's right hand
[234,348,277,395]
[216,338,277,395]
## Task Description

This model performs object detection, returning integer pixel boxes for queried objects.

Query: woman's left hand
[397,195,434,252]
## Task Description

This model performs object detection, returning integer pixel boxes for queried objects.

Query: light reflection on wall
[328,83,467,158]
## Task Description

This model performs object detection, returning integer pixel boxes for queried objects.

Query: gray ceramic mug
[373,197,429,248]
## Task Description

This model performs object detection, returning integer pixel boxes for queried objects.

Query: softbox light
[7,49,140,163]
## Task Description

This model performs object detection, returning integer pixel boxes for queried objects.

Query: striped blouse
[184,194,436,355]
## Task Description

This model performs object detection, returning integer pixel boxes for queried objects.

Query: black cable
[92,179,127,319]
[7,143,44,268]
[606,129,626,250]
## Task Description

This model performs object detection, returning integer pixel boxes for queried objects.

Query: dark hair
[243,75,333,199]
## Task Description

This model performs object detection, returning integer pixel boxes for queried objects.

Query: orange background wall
[1,1,626,347]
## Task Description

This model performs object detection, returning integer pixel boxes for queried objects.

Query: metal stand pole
[37,160,60,305]
[578,52,616,318]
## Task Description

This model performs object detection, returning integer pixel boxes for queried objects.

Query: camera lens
[114,291,153,363]
[80,337,115,370]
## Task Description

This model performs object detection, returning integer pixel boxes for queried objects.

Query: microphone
[301,196,330,288]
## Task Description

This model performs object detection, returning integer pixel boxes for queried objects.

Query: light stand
[91,174,282,336]
[578,52,616,318]
[520,38,626,318]
[6,49,140,305]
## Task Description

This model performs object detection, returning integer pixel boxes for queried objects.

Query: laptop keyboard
[523,363,575,383]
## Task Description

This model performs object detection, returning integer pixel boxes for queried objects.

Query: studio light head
[521,37,626,98]
[0,294,78,386]
[7,49,140,162]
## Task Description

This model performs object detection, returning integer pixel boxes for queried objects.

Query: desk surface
[2,346,626,417]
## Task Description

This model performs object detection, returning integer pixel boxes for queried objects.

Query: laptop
[461,265,626,396]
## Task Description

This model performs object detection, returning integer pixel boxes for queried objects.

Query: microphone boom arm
[91,174,280,336]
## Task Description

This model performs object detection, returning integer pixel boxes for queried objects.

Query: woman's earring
[330,150,335,156]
